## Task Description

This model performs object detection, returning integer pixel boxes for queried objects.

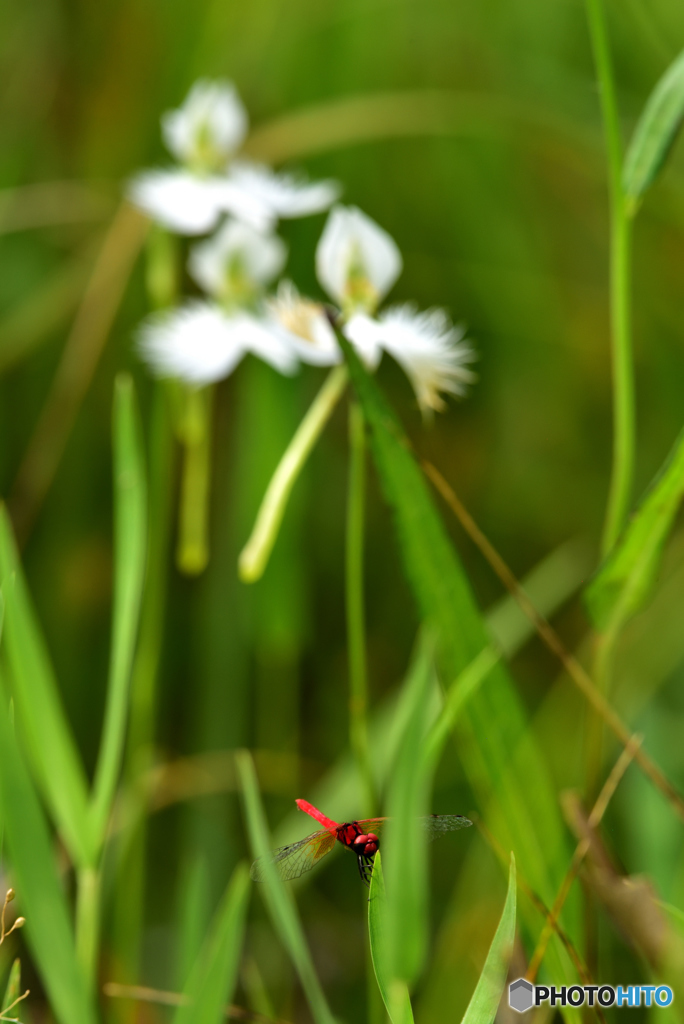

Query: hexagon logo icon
[509,978,534,1013]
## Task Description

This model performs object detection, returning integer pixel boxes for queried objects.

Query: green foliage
[585,428,684,635]
[0,508,92,868]
[367,853,415,1024]
[2,959,21,1013]
[236,750,337,1024]
[173,863,251,1024]
[460,856,516,1024]
[90,374,147,846]
[0,695,95,1024]
[623,49,684,210]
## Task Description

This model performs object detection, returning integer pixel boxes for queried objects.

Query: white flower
[138,301,297,385]
[128,80,340,235]
[189,221,287,300]
[344,304,476,413]
[316,205,402,312]
[161,79,248,170]
[267,281,341,366]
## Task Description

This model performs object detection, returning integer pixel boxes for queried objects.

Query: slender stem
[239,365,348,583]
[75,866,101,997]
[585,0,635,556]
[177,385,214,576]
[346,403,376,815]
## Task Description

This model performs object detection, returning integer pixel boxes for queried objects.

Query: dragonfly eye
[353,832,379,853]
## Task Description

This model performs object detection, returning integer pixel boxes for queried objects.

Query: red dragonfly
[250,799,472,886]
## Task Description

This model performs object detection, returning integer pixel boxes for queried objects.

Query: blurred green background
[2,0,684,1020]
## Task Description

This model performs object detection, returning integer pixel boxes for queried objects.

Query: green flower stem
[585,0,635,556]
[177,384,214,575]
[239,364,348,582]
[346,402,377,815]
[75,865,100,997]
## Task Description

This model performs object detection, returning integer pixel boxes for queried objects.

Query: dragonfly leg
[357,853,374,888]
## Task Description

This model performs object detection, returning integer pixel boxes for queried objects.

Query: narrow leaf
[236,750,336,1024]
[2,959,21,1012]
[585,427,684,634]
[382,634,435,986]
[173,864,251,1024]
[368,853,415,1024]
[0,696,95,1024]
[0,506,92,868]
[90,374,147,846]
[460,855,516,1024]
[623,49,684,207]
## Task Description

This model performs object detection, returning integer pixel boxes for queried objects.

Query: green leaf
[460,855,516,1024]
[382,634,435,986]
[367,853,415,1024]
[2,959,21,1012]
[236,750,337,1024]
[0,695,95,1024]
[173,863,251,1024]
[585,428,684,634]
[90,374,147,847]
[623,48,684,209]
[0,506,92,868]
[341,337,570,909]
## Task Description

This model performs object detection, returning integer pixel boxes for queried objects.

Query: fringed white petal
[161,80,248,165]
[189,221,287,297]
[227,161,340,218]
[127,170,226,235]
[267,281,341,366]
[377,304,476,413]
[316,205,402,306]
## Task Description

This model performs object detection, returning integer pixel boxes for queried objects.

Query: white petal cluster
[139,302,296,386]
[189,221,287,299]
[161,80,248,168]
[316,205,402,311]
[128,80,339,236]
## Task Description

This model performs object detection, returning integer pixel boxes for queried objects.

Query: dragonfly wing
[250,828,337,882]
[420,814,472,841]
[353,817,390,838]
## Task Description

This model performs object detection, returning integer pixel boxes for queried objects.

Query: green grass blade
[0,695,95,1024]
[585,427,684,634]
[236,750,337,1024]
[2,959,21,1012]
[382,634,435,986]
[341,337,570,910]
[460,855,516,1024]
[367,853,415,1024]
[172,863,251,1024]
[623,49,684,209]
[0,506,92,868]
[90,374,147,847]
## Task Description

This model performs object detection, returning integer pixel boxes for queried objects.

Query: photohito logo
[508,980,674,1012]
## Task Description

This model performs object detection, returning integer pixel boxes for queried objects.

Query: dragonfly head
[353,832,379,856]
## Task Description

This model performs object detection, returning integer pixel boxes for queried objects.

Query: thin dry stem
[0,989,30,1023]
[422,460,684,824]
[526,734,642,982]
[9,202,148,540]
[103,982,290,1024]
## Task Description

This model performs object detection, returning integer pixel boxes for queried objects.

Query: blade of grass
[90,375,147,847]
[367,853,415,1024]
[382,633,435,987]
[623,48,684,211]
[341,335,570,910]
[2,960,21,1012]
[236,750,336,1024]
[460,855,516,1024]
[585,427,684,635]
[0,506,92,868]
[172,864,251,1024]
[0,694,95,1024]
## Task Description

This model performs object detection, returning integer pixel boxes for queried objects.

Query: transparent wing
[250,828,337,882]
[420,814,472,841]
[354,814,472,842]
